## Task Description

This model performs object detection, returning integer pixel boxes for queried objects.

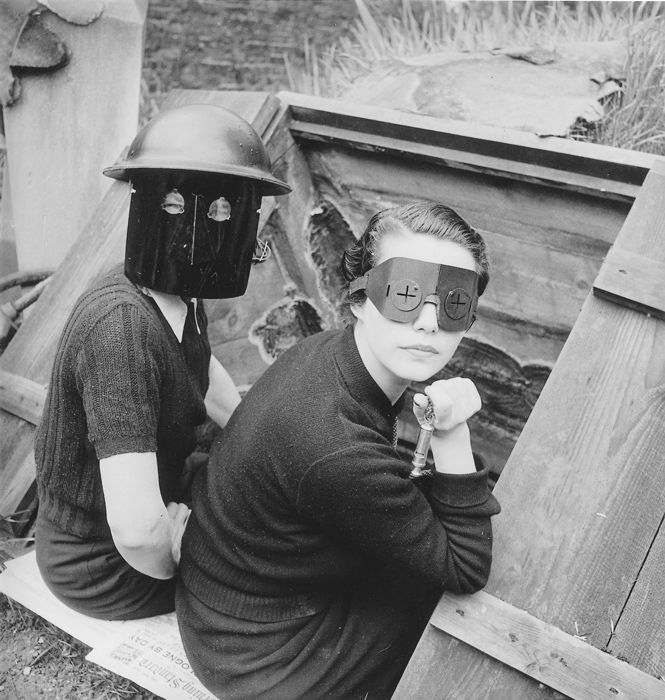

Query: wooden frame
[395,156,665,698]
[419,591,665,700]
[2,91,665,698]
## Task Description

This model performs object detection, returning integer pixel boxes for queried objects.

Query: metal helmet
[102,104,291,299]
[103,103,290,196]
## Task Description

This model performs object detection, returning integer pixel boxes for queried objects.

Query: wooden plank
[278,91,657,195]
[420,591,665,700]
[593,248,665,320]
[608,517,665,678]
[0,91,280,521]
[305,144,627,247]
[396,164,665,697]
[260,104,338,328]
[0,370,46,426]
[3,0,147,271]
[289,120,641,201]
[0,156,17,279]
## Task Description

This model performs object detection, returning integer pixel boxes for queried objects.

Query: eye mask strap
[349,274,369,296]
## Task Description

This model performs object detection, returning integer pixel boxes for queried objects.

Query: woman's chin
[396,360,448,384]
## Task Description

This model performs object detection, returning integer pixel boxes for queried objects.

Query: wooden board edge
[427,591,665,700]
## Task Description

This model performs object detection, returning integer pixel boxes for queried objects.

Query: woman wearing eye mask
[177,201,501,699]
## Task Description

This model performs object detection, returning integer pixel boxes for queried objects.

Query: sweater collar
[139,287,199,341]
[333,325,404,420]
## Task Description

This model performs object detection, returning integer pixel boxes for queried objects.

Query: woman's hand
[167,501,191,566]
[413,377,481,433]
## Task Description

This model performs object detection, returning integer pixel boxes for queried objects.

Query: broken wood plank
[424,591,665,700]
[593,248,665,320]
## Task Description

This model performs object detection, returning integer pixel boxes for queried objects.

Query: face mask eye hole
[444,288,472,320]
[161,189,185,215]
[387,279,422,312]
[208,196,232,222]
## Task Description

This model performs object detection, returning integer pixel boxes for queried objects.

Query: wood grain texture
[0,370,47,426]
[608,519,665,679]
[3,0,147,270]
[423,591,665,700]
[290,120,641,201]
[0,91,279,520]
[594,248,665,320]
[260,104,338,329]
[279,91,656,195]
[396,165,665,697]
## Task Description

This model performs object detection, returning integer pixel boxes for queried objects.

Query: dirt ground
[0,592,157,700]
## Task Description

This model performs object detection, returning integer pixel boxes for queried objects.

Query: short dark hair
[341,202,489,305]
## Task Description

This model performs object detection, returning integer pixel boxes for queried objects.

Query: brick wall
[144,0,359,97]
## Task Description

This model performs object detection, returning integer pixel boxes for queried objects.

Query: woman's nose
[413,301,439,333]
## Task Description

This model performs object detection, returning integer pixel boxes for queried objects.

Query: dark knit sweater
[181,326,500,623]
[35,267,210,538]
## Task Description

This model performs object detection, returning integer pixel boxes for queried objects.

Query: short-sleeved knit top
[34,266,211,538]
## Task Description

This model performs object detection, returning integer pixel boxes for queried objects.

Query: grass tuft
[287,0,665,154]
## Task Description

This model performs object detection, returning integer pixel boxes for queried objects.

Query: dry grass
[287,0,665,155]
[587,15,665,153]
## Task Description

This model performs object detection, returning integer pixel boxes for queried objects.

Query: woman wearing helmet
[33,104,290,620]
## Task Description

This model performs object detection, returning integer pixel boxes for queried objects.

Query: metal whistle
[410,397,435,478]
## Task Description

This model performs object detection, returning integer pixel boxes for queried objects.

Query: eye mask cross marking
[350,256,479,331]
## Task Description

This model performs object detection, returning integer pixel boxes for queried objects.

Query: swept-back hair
[341,202,489,304]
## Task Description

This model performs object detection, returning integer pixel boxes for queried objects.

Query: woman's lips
[402,344,438,355]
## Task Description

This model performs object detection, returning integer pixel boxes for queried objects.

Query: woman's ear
[348,299,364,321]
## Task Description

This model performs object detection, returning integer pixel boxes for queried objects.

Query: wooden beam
[288,120,640,202]
[593,243,665,320]
[0,369,46,426]
[421,591,665,700]
[278,91,658,200]
[3,0,148,271]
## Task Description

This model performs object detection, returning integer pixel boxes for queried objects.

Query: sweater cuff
[429,466,495,508]
[94,434,157,460]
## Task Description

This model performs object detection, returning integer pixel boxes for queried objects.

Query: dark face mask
[349,256,479,331]
[125,172,262,298]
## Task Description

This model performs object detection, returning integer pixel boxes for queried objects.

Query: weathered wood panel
[0,370,47,426]
[280,91,650,198]
[594,248,665,320]
[608,519,665,678]
[428,591,665,700]
[0,91,281,522]
[3,0,147,271]
[394,161,665,697]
